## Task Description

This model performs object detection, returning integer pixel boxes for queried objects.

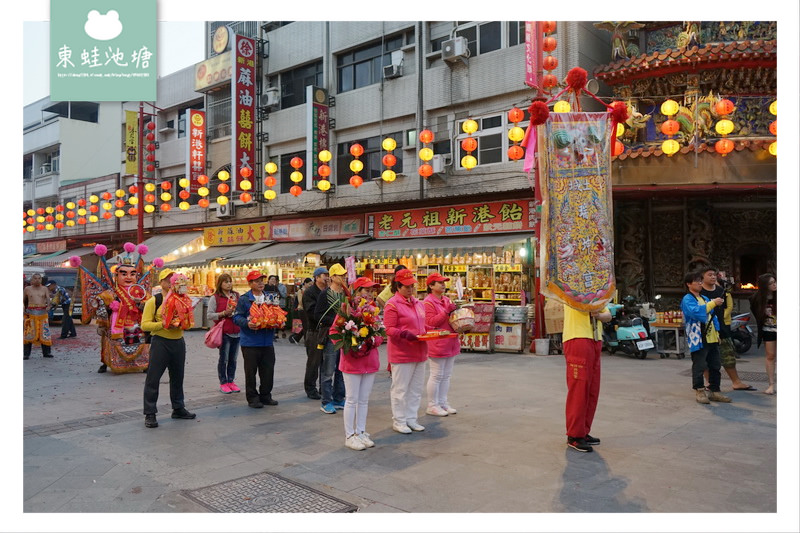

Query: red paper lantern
[55,222,64,229]
[240,166,252,178]
[145,194,156,203]
[146,164,156,172]
[101,192,112,200]
[66,211,75,218]
[290,156,304,169]
[146,121,156,131]
[160,203,172,212]
[543,55,558,71]
[660,119,680,136]
[197,174,209,185]
[26,217,35,225]
[419,164,434,178]
[542,74,558,89]
[128,208,138,216]
[217,183,230,194]
[419,130,434,144]
[89,205,99,213]
[349,144,364,157]
[179,190,190,200]
[239,192,252,203]
[77,217,87,225]
[461,137,478,152]
[56,204,65,212]
[77,198,87,207]
[146,143,156,152]
[349,175,364,188]
[146,132,155,142]
[508,145,524,160]
[146,153,155,162]
[36,207,45,215]
[45,215,54,222]
[715,99,735,116]
[160,181,171,190]
[769,120,777,136]
[507,107,525,124]
[542,21,557,34]
[102,212,113,219]
[264,176,277,188]
[198,198,210,208]
[318,164,331,177]
[127,185,138,195]
[290,185,302,197]
[542,36,557,52]
[115,199,126,208]
[382,154,397,167]
[612,140,625,156]
[715,138,734,156]
[37,224,45,230]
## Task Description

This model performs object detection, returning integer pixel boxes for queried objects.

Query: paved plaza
[11,324,795,531]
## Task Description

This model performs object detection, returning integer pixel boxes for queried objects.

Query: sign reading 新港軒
[186,110,206,193]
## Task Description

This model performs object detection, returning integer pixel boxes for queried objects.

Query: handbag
[204,319,225,349]
[291,318,303,335]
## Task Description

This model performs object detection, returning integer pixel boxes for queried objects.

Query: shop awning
[318,235,373,254]
[26,246,95,268]
[217,240,346,266]
[323,233,532,258]
[167,242,272,267]
[108,232,203,264]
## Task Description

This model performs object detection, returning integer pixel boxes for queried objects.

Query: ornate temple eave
[613,138,774,160]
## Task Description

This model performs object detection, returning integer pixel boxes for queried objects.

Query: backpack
[143,293,164,344]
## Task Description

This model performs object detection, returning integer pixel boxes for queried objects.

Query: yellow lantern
[418,147,434,161]
[768,141,776,156]
[616,123,625,137]
[317,179,331,191]
[144,182,156,192]
[461,155,478,169]
[197,187,209,197]
[179,201,190,211]
[264,161,278,174]
[318,150,332,163]
[349,160,364,173]
[36,216,45,223]
[76,208,86,216]
[462,119,479,134]
[102,202,112,210]
[381,138,397,151]
[769,100,777,116]
[66,220,76,227]
[160,192,172,202]
[89,194,99,203]
[264,189,277,200]
[26,226,35,232]
[660,99,679,117]
[218,170,230,181]
[115,189,126,198]
[553,100,571,113]
[715,119,734,136]
[45,206,54,214]
[45,224,54,231]
[661,139,680,156]
[27,209,35,217]
[240,179,252,191]
[55,213,64,221]
[382,169,396,182]
[290,171,304,183]
[144,204,155,213]
[114,209,125,218]
[66,201,76,210]
[508,126,525,143]
[178,178,190,188]
[217,196,229,206]
[89,215,99,223]
[128,197,139,205]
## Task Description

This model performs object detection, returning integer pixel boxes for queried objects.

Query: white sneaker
[358,432,375,448]
[392,422,412,434]
[345,434,366,450]
[426,405,448,417]
[443,405,457,415]
[406,421,425,432]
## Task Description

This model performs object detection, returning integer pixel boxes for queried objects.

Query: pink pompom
[94,244,108,256]
[68,256,82,268]
[137,244,149,256]
[123,242,136,253]
[565,67,588,93]
[152,257,164,268]
[528,100,550,126]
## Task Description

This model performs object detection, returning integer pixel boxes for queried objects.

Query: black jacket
[303,283,324,331]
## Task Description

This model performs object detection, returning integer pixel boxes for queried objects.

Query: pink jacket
[338,338,382,374]
[423,293,460,358]
[383,293,428,364]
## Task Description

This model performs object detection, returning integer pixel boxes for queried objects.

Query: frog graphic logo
[84,10,123,41]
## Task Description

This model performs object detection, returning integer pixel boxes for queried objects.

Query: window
[507,21,526,47]
[177,103,204,138]
[456,113,529,169]
[336,132,403,186]
[280,151,306,194]
[207,92,231,139]
[337,35,404,93]
[279,61,323,109]
[456,21,501,57]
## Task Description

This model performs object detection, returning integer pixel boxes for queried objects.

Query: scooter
[602,301,655,359]
[729,313,754,354]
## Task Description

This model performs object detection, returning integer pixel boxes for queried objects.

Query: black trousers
[303,328,323,395]
[241,345,276,404]
[24,343,51,357]
[691,342,722,392]
[60,304,76,337]
[143,336,186,415]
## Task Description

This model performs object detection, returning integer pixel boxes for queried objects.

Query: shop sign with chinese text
[271,215,363,241]
[204,222,270,247]
[231,34,256,191]
[368,200,535,239]
[186,110,206,192]
[37,240,68,254]
[306,87,330,189]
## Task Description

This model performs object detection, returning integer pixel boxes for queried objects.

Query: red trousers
[564,338,602,438]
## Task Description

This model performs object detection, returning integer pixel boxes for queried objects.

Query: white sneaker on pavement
[406,421,425,432]
[443,405,457,414]
[426,405,448,417]
[345,434,366,450]
[392,422,412,434]
[358,432,375,448]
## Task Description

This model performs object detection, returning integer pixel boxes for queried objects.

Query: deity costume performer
[72,242,164,374]
[23,307,52,356]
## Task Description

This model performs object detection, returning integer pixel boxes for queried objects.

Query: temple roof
[613,138,773,161]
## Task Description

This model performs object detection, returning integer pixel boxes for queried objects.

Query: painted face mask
[171,274,190,295]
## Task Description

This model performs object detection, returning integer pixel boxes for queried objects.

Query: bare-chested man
[24,273,53,359]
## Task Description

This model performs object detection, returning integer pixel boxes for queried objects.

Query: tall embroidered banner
[538,112,615,312]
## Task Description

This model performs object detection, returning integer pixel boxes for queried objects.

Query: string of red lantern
[289,157,304,196]
[197,173,210,208]
[349,143,364,188]
[768,100,776,156]
[217,170,231,206]
[460,120,478,170]
[418,129,434,178]
[263,162,278,200]
[381,137,397,182]
[507,107,525,161]
[713,98,735,157]
[541,21,558,93]
[317,151,332,191]
[239,166,253,203]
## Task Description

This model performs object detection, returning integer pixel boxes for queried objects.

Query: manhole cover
[182,472,357,513]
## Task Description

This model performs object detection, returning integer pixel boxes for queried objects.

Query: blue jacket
[680,293,720,352]
[233,290,275,347]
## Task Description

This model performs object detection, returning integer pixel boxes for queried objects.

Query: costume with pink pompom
[74,242,163,374]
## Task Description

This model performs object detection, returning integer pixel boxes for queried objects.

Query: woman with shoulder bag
[207,273,241,394]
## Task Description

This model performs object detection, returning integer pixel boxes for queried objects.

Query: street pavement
[12,323,793,531]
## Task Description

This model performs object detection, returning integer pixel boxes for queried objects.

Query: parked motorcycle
[729,313,754,354]
[602,299,655,359]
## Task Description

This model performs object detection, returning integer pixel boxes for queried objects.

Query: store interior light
[181,246,188,253]
[201,245,207,251]
[172,249,179,255]
[215,267,221,273]
[417,254,422,259]
[519,247,526,257]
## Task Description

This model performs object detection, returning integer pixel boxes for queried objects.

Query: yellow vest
[563,305,608,342]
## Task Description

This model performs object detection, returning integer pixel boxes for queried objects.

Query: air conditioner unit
[441,36,470,62]
[40,163,51,174]
[431,154,451,174]
[383,63,402,79]
[259,87,280,109]
[216,201,235,219]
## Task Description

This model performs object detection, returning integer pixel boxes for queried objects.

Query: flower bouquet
[329,297,386,358]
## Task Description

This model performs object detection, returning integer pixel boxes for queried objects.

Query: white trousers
[389,361,426,425]
[342,372,376,437]
[426,356,455,408]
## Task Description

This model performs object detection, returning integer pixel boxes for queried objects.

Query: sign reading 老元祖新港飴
[186,110,206,193]
[232,34,256,192]
[271,216,363,241]
[50,0,156,101]
[204,222,271,247]
[368,200,535,239]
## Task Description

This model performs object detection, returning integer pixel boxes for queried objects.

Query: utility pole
[532,22,545,340]
[137,101,145,244]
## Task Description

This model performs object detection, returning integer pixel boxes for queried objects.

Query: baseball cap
[352,277,379,290]
[313,266,329,277]
[394,268,417,286]
[46,280,57,286]
[426,272,450,286]
[329,264,347,276]
[158,268,174,282]
[246,270,266,282]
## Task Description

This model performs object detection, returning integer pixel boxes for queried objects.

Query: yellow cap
[158,268,174,282]
[328,264,347,276]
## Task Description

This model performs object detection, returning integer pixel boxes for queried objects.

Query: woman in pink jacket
[383,269,428,434]
[423,272,460,417]
[337,277,384,450]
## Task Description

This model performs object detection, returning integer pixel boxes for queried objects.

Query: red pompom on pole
[608,101,629,124]
[565,67,588,93]
[528,100,550,126]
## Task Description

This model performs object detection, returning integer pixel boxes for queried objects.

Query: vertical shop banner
[369,200,535,238]
[231,34,256,191]
[50,0,156,101]
[524,21,538,88]
[186,110,207,192]
[306,86,330,189]
[537,112,615,313]
[125,110,138,175]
